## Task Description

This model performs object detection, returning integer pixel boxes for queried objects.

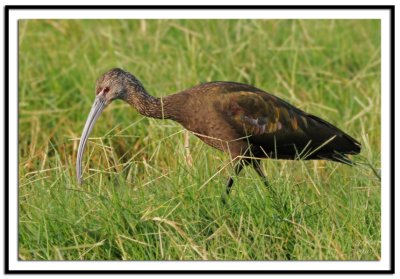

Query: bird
[76,68,361,194]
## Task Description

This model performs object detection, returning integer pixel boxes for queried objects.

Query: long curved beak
[76,96,107,184]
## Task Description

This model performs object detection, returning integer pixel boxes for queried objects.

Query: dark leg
[225,161,244,195]
[225,177,234,194]
[252,160,269,187]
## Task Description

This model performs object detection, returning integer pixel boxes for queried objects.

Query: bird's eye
[104,87,110,94]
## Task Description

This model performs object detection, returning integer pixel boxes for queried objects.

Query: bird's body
[159,81,360,163]
[77,68,361,193]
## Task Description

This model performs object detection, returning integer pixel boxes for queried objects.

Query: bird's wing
[221,90,309,137]
[214,87,360,159]
[217,89,337,159]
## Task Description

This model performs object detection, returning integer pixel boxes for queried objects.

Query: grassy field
[18,19,381,261]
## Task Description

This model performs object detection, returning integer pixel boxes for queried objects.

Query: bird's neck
[124,86,173,120]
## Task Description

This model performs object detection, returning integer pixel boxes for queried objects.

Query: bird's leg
[252,160,269,187]
[226,160,244,195]
[225,177,234,195]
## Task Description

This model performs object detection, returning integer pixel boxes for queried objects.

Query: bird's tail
[307,114,361,156]
[314,132,361,165]
[340,132,362,155]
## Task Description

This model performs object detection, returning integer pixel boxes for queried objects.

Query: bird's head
[94,68,131,104]
[76,68,144,184]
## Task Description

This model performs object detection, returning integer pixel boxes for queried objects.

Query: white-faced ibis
[77,68,361,194]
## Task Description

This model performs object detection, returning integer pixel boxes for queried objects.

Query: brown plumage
[77,68,361,194]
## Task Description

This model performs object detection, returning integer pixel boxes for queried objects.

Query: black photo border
[4,5,395,274]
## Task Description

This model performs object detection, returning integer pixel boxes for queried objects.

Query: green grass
[18,19,381,260]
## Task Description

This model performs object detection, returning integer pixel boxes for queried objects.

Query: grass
[18,19,381,261]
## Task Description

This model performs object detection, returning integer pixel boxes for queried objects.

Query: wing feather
[224,91,306,137]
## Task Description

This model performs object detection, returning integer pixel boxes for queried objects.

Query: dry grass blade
[150,217,208,260]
